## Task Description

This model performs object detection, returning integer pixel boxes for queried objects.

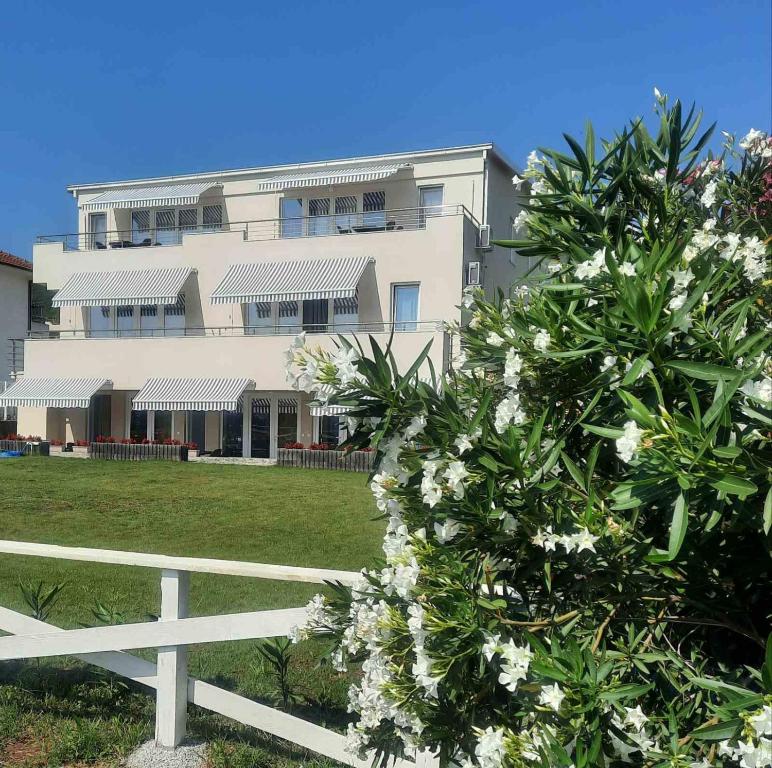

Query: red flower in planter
[75,440,89,447]
[309,442,332,451]
[183,442,198,450]
[50,439,64,446]
[283,441,305,449]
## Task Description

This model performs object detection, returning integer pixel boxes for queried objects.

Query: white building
[0,251,35,425]
[6,144,524,456]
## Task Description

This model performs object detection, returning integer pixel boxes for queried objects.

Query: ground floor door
[89,394,112,440]
[222,411,243,457]
[251,399,270,458]
[130,410,147,442]
[187,412,205,451]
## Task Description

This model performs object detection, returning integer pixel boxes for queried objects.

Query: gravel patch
[124,740,207,768]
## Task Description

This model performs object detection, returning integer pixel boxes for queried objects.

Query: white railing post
[155,568,189,748]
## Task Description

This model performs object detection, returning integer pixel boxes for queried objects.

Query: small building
[6,144,526,455]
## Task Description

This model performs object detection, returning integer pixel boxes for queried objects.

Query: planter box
[277,448,374,473]
[0,439,50,456]
[89,442,189,462]
[188,449,199,460]
[71,445,89,456]
[49,445,64,454]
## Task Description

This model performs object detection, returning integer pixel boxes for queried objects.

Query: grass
[0,457,382,766]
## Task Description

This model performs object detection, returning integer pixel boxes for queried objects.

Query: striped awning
[80,182,222,211]
[132,378,254,412]
[210,257,372,305]
[52,267,194,307]
[309,403,351,416]
[0,377,110,408]
[256,164,410,191]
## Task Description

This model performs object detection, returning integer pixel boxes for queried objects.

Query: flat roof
[67,142,516,194]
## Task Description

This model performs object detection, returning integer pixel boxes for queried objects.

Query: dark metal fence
[89,442,188,462]
[277,448,374,473]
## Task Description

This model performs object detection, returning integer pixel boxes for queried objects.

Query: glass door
[222,411,243,456]
[302,299,329,333]
[89,394,112,441]
[187,412,205,451]
[88,213,107,249]
[251,399,271,458]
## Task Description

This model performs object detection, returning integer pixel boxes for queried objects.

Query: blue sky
[1,0,769,260]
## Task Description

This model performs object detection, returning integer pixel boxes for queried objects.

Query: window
[363,191,386,227]
[277,398,298,448]
[280,198,303,238]
[392,284,419,331]
[178,208,198,234]
[164,294,186,337]
[140,305,162,336]
[308,198,331,236]
[203,204,223,231]
[187,411,205,451]
[419,186,444,226]
[302,298,329,333]
[89,306,113,337]
[116,305,135,337]
[88,213,107,249]
[130,410,148,442]
[131,210,151,245]
[278,301,300,333]
[155,209,176,245]
[89,394,112,441]
[153,411,172,442]
[245,302,272,335]
[333,296,358,330]
[334,195,357,232]
[319,415,342,447]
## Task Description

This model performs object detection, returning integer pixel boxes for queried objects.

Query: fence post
[155,569,189,748]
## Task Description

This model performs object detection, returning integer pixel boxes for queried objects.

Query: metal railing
[23,320,444,340]
[36,205,471,251]
[6,339,23,377]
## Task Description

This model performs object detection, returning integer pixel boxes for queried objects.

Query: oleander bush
[287,95,771,767]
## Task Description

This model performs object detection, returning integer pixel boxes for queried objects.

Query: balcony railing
[23,320,444,340]
[36,205,471,252]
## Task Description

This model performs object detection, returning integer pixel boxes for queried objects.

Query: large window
[155,209,177,245]
[277,398,298,448]
[363,190,386,227]
[280,198,303,238]
[278,301,300,333]
[302,298,329,333]
[89,306,113,337]
[153,411,172,442]
[88,212,107,249]
[334,195,357,233]
[89,394,112,441]
[319,415,342,447]
[203,204,223,232]
[140,305,162,336]
[116,305,135,337]
[419,186,444,226]
[178,208,198,234]
[131,210,151,245]
[187,411,206,451]
[308,198,331,236]
[164,294,186,337]
[245,302,272,335]
[333,297,358,330]
[392,284,419,331]
[130,410,148,441]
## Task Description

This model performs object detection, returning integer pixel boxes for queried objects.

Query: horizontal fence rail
[37,205,471,251]
[278,448,375,473]
[0,540,439,766]
[20,321,444,340]
[89,441,188,461]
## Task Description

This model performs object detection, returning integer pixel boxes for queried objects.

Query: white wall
[0,263,30,384]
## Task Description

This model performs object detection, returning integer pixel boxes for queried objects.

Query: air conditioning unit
[467,261,481,286]
[477,224,492,250]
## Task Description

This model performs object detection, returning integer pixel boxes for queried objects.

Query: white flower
[487,332,505,347]
[575,249,608,280]
[504,348,523,388]
[444,460,470,498]
[669,292,688,311]
[498,661,528,692]
[461,288,477,309]
[616,420,644,463]
[533,329,551,352]
[412,648,441,698]
[475,727,506,768]
[624,705,649,731]
[547,261,562,273]
[405,415,427,440]
[501,640,533,668]
[512,174,525,187]
[619,261,636,277]
[719,232,742,261]
[669,267,694,291]
[494,392,526,432]
[600,354,617,373]
[740,236,768,282]
[513,209,529,234]
[572,527,599,553]
[740,128,771,157]
[455,434,473,454]
[538,683,565,712]
[434,518,461,544]
[742,376,772,404]
[287,624,302,644]
[654,86,663,100]
[749,704,772,737]
[482,633,502,661]
[701,179,718,208]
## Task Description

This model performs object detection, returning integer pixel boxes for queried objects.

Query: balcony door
[302,299,329,333]
[222,411,243,457]
[88,213,107,249]
[250,399,271,458]
[89,394,112,441]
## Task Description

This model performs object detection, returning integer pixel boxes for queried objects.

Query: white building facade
[7,144,523,456]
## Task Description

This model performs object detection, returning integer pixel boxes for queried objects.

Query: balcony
[36,205,473,252]
[21,324,448,392]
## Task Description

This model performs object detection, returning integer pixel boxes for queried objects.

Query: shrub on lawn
[286,96,771,766]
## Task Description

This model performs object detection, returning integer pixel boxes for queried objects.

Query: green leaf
[690,719,743,741]
[581,423,624,439]
[712,445,742,459]
[764,487,772,536]
[599,682,653,701]
[667,493,688,561]
[621,354,650,386]
[665,360,742,381]
[710,475,758,499]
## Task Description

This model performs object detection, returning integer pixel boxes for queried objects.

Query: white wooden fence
[0,540,437,768]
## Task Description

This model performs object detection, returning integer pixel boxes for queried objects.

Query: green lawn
[0,457,382,766]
